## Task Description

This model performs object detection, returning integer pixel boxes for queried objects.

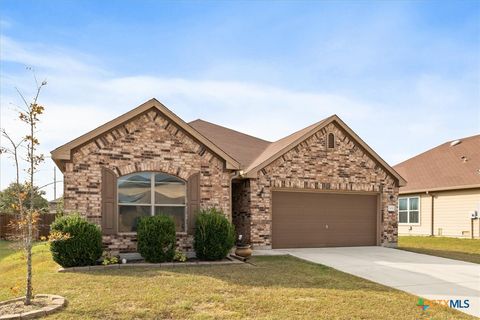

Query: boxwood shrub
[194,208,235,260]
[137,215,176,263]
[49,213,103,268]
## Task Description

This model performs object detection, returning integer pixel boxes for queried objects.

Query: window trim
[117,172,187,234]
[398,196,420,225]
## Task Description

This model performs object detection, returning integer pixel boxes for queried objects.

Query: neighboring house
[394,135,480,238]
[51,98,405,254]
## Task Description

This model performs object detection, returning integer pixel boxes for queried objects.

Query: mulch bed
[0,294,66,319]
[0,297,50,315]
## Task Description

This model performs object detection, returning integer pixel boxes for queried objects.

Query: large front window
[117,172,186,232]
[398,196,420,224]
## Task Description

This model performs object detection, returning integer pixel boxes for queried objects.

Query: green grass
[0,240,474,319]
[0,240,16,260]
[398,236,480,264]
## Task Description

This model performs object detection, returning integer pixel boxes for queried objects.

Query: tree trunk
[25,225,32,304]
[25,110,34,305]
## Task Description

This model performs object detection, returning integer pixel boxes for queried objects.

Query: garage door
[272,191,378,248]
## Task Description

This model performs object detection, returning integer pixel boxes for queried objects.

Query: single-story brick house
[51,98,406,254]
[394,134,480,238]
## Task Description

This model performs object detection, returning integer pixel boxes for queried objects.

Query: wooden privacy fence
[0,213,56,240]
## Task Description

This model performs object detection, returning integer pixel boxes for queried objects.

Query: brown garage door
[272,191,378,248]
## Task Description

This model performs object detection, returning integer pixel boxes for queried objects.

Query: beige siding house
[394,134,480,238]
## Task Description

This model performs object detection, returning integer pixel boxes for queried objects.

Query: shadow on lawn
[78,255,394,292]
[0,241,21,262]
[398,247,480,264]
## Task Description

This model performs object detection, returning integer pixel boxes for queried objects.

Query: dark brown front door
[272,191,378,249]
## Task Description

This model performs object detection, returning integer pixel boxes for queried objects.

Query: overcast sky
[1,0,479,200]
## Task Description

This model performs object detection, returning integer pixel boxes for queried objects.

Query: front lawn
[398,236,480,264]
[0,240,473,319]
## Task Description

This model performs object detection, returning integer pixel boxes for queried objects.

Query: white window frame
[117,172,187,234]
[398,196,420,225]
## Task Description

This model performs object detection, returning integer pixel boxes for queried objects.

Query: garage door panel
[272,191,377,248]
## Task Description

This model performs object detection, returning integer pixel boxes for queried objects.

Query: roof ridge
[451,133,480,142]
[394,133,480,168]
[188,119,272,143]
[272,117,328,144]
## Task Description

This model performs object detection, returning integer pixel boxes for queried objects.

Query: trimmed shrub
[194,208,235,260]
[137,215,176,263]
[49,213,103,268]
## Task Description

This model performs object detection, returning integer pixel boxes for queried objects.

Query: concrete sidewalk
[256,247,480,317]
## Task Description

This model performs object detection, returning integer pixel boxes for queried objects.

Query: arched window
[327,133,335,149]
[117,172,186,233]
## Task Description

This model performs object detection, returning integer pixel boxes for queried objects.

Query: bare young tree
[0,69,46,305]
[1,130,26,226]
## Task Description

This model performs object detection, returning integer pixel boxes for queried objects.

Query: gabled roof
[241,115,406,186]
[242,117,331,176]
[51,98,241,171]
[394,134,480,194]
[189,119,271,168]
[52,98,405,187]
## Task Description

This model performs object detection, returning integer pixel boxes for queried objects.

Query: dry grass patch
[0,240,474,319]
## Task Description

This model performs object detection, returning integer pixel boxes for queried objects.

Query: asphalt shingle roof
[394,134,480,193]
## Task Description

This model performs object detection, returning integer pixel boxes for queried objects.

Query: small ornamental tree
[0,69,46,305]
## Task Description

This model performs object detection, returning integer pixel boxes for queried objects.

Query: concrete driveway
[268,247,480,317]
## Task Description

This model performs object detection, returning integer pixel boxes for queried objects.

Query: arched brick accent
[115,161,194,181]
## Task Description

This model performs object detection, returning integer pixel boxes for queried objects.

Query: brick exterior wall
[63,108,232,254]
[64,110,399,254]
[233,122,399,249]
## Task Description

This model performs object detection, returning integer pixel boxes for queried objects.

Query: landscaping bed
[0,294,66,319]
[58,256,244,272]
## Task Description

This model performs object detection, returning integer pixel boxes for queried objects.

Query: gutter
[399,184,480,195]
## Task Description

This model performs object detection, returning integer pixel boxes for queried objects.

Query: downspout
[427,191,435,236]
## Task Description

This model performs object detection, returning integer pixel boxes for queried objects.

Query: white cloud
[0,35,106,76]
[1,35,478,200]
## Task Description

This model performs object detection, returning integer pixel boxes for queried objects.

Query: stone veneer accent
[63,108,232,254]
[233,122,399,248]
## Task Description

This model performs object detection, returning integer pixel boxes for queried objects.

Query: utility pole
[53,166,57,200]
